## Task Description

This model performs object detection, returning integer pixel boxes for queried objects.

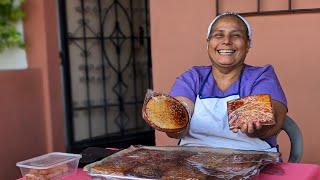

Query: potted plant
[0,0,27,70]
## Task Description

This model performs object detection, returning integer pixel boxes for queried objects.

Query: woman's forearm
[247,100,287,138]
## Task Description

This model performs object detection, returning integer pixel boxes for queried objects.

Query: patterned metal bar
[80,0,93,138]
[144,0,152,88]
[58,0,74,151]
[130,0,139,128]
[239,8,320,17]
[114,0,126,135]
[288,0,292,11]
[73,101,145,111]
[216,0,320,16]
[97,0,108,135]
[216,0,220,16]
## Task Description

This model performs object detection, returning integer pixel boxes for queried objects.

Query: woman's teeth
[218,49,235,55]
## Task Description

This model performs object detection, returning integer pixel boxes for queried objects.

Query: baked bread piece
[161,166,207,180]
[143,94,189,132]
[90,156,139,175]
[125,164,163,179]
[25,164,69,180]
[227,94,275,129]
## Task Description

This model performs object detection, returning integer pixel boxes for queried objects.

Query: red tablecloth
[257,163,320,180]
[19,163,320,180]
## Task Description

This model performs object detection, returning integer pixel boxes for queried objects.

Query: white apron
[179,69,277,152]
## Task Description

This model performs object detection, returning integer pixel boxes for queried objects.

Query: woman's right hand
[166,124,190,139]
[166,96,194,139]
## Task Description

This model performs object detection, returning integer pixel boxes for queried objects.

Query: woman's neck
[212,64,244,92]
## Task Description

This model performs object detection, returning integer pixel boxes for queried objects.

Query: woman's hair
[206,12,252,47]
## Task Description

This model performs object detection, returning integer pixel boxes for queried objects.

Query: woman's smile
[217,49,236,56]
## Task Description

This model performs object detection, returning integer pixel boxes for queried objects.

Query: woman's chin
[213,59,243,67]
[215,62,237,68]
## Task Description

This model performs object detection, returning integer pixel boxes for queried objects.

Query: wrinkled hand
[231,121,262,135]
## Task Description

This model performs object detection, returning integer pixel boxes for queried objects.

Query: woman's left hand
[231,121,262,135]
[230,100,287,138]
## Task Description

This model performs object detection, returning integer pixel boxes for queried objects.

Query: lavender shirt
[169,64,287,148]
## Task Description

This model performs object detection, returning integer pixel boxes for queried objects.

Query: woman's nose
[222,36,232,44]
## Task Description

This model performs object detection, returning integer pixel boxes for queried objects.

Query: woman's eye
[213,34,223,38]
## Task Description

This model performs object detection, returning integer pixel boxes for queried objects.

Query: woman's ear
[206,38,210,49]
[245,42,250,53]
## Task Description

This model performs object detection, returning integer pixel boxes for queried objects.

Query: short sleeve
[251,65,287,106]
[169,68,200,102]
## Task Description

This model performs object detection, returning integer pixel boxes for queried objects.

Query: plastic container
[16,152,81,179]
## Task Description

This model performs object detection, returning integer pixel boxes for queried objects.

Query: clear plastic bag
[141,89,191,133]
[84,145,280,180]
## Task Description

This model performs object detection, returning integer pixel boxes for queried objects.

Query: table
[256,163,320,180]
[19,163,320,180]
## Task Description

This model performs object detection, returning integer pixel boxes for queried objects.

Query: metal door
[58,0,154,152]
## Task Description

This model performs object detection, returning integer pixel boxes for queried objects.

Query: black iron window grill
[58,0,154,152]
[216,0,320,16]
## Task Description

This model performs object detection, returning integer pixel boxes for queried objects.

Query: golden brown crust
[227,94,275,129]
[143,94,189,132]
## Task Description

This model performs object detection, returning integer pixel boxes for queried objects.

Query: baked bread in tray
[84,146,280,180]
[142,94,189,133]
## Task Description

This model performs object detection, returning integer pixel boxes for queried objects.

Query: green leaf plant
[0,0,25,53]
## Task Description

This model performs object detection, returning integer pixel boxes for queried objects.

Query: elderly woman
[167,12,287,152]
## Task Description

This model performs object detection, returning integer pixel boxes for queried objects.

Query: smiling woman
[207,15,249,75]
[167,12,288,153]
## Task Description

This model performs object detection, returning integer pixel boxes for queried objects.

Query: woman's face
[207,16,249,69]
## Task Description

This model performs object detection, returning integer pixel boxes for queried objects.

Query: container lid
[16,152,82,169]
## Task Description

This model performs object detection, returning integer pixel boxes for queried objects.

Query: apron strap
[199,69,212,98]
